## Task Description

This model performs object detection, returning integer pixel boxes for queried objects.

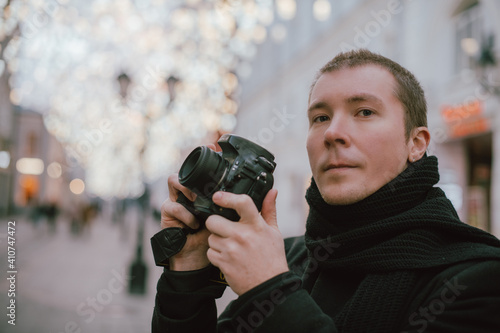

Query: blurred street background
[0,204,160,332]
[1,0,500,332]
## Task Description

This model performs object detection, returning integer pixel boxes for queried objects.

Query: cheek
[306,133,320,168]
[365,135,409,176]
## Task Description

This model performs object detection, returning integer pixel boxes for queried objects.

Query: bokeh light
[69,178,85,195]
[313,0,331,22]
[16,157,44,175]
[0,151,10,168]
[47,161,62,179]
[276,0,297,20]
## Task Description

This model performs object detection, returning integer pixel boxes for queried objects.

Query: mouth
[323,163,357,172]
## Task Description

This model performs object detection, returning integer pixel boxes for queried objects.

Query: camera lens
[178,146,227,197]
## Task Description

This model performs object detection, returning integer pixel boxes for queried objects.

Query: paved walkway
[0,205,165,333]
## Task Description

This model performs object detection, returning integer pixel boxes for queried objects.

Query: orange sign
[441,100,482,124]
[449,118,490,138]
[440,100,490,138]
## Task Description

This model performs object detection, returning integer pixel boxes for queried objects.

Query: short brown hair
[309,49,427,140]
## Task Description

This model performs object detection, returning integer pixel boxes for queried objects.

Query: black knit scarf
[304,155,500,333]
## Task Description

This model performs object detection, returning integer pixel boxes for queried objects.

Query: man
[152,49,500,332]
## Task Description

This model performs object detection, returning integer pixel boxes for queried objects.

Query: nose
[324,114,351,147]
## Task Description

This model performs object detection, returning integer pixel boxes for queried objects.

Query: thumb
[261,189,278,228]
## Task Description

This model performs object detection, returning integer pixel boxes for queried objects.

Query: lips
[323,163,357,171]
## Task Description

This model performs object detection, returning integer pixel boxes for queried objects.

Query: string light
[313,0,331,22]
[0,0,287,198]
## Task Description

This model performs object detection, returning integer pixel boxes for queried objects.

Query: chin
[321,194,363,206]
[318,183,372,206]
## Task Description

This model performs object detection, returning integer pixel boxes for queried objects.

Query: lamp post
[115,72,150,295]
[118,72,180,295]
[128,180,148,295]
[475,33,500,96]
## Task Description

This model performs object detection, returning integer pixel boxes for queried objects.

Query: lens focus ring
[178,146,227,198]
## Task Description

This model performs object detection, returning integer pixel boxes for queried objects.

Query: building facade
[233,0,500,238]
[1,106,77,217]
[0,62,15,216]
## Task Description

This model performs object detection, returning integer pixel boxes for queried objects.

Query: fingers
[261,189,278,228]
[207,232,224,253]
[160,199,199,229]
[206,247,223,268]
[211,190,278,227]
[205,214,236,238]
[167,173,196,202]
[206,225,240,267]
[206,190,278,240]
[212,192,259,223]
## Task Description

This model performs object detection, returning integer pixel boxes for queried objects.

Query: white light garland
[2,0,278,198]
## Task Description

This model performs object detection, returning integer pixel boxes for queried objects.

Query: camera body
[177,134,276,223]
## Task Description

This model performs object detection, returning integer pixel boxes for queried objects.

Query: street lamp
[116,72,150,295]
[117,72,132,99]
[118,71,180,295]
[166,75,179,106]
[463,33,500,96]
[476,34,500,96]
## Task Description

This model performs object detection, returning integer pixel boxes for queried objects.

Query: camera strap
[150,227,228,285]
[150,227,193,267]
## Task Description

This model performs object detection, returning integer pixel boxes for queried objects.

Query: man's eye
[359,109,374,117]
[314,115,329,123]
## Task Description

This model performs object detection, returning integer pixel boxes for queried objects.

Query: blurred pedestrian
[45,201,59,233]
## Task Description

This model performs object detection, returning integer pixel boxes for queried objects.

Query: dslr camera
[177,134,276,223]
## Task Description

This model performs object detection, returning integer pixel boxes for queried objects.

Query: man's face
[306,65,411,205]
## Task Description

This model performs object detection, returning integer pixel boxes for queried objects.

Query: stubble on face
[306,65,411,206]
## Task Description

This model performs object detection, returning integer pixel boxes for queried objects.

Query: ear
[408,126,430,163]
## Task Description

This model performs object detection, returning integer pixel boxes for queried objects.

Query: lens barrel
[178,146,226,197]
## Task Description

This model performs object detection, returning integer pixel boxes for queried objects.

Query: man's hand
[205,189,289,295]
[161,174,211,271]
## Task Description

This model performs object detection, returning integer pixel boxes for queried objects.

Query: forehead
[309,65,399,105]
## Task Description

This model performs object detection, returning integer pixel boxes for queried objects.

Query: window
[454,1,482,72]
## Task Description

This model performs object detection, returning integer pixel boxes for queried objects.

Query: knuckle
[170,203,185,218]
[205,215,220,231]
[161,217,179,229]
[206,248,217,263]
[232,231,249,246]
[161,202,188,225]
[205,215,214,226]
[160,199,171,213]
[207,233,214,245]
[167,173,179,185]
[160,219,172,229]
[239,194,252,205]
[161,200,175,215]
[170,202,180,213]
[225,241,238,256]
[252,222,264,233]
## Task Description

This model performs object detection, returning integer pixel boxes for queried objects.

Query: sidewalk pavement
[0,205,162,333]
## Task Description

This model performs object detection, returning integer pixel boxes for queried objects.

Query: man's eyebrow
[345,93,384,106]
[307,101,329,114]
